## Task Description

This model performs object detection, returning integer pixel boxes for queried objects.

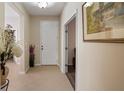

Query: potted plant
[0,24,23,86]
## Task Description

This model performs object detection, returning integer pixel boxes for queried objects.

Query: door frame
[40,20,59,65]
[64,11,78,90]
[65,25,68,73]
[5,3,25,73]
[40,21,42,65]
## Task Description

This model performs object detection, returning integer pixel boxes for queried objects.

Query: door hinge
[65,64,68,66]
[65,47,68,50]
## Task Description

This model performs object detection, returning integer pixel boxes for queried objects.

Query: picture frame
[82,2,124,43]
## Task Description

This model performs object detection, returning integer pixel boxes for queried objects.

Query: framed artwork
[82,2,124,42]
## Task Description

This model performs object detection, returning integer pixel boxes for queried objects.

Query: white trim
[62,10,78,90]
[35,64,41,66]
[61,12,77,74]
[19,65,29,74]
[63,12,77,73]
[25,65,29,73]
[57,63,62,72]
[40,21,42,65]
[61,66,65,73]
[6,3,25,74]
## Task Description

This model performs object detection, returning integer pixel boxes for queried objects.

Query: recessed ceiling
[22,2,66,16]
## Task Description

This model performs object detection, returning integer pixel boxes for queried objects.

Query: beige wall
[61,2,124,90]
[0,4,4,84]
[0,3,4,31]
[30,16,60,65]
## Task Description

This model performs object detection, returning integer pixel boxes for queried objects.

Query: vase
[0,66,9,86]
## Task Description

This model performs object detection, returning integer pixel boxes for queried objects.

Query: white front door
[40,20,59,65]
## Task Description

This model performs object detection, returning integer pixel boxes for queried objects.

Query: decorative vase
[0,66,9,86]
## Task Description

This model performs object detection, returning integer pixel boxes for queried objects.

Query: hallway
[1,2,124,91]
[7,62,73,91]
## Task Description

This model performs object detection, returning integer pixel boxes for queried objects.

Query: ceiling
[22,2,66,16]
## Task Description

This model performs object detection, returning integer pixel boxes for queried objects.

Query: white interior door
[40,20,59,65]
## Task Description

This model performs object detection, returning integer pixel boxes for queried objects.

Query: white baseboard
[57,63,61,71]
[35,64,41,66]
[25,65,29,73]
[35,63,60,67]
[20,65,29,74]
[61,67,65,73]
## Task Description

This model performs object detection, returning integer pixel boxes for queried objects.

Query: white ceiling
[22,2,66,16]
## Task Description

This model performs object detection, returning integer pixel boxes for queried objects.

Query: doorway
[5,3,25,73]
[65,17,76,89]
[40,20,59,65]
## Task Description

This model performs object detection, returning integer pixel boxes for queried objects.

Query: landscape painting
[83,2,124,42]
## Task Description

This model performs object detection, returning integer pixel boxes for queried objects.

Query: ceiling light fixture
[38,2,48,8]
[85,2,93,7]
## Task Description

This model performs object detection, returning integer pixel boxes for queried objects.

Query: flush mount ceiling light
[38,2,48,8]
[31,2,56,9]
[85,2,93,7]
